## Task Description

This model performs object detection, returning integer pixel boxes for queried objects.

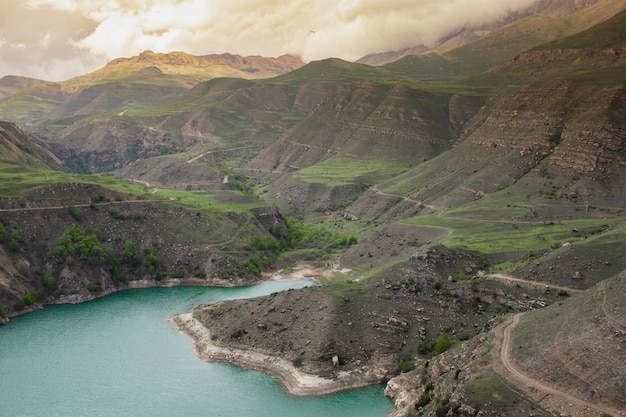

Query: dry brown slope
[512,271,626,414]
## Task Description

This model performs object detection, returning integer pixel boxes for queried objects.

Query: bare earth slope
[510,272,626,415]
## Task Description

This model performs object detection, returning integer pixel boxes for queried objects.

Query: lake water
[0,280,393,417]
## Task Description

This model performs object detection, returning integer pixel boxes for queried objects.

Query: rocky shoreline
[169,311,387,397]
[2,276,263,324]
[169,263,391,398]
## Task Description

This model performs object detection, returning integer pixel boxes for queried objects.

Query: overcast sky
[0,0,540,82]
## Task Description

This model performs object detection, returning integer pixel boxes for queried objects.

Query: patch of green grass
[0,163,151,199]
[152,188,267,214]
[295,156,410,186]
[463,376,524,410]
[317,278,367,297]
[0,162,270,215]
[402,212,620,255]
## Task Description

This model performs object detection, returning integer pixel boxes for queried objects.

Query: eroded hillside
[0,181,285,323]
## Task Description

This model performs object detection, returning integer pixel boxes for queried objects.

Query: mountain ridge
[357,0,625,67]
[68,50,305,85]
[0,51,305,128]
[0,5,624,417]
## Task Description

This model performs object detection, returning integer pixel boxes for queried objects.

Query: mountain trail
[497,312,625,417]
[485,273,582,294]
[186,145,253,164]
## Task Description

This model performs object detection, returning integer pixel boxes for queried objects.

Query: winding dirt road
[186,145,253,164]
[486,273,583,294]
[499,313,624,417]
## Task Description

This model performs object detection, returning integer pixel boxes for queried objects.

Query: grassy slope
[0,52,304,130]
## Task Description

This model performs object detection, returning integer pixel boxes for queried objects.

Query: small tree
[0,223,7,242]
[122,241,140,267]
[53,226,105,263]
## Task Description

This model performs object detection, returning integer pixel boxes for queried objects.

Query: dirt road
[487,273,583,294]
[499,313,624,417]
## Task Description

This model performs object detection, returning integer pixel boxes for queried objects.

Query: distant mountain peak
[105,50,303,74]
[68,51,305,86]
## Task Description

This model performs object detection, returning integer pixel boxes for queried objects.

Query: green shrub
[21,290,43,306]
[435,402,450,417]
[433,332,452,356]
[0,223,7,242]
[246,236,283,252]
[417,332,453,357]
[283,216,357,250]
[53,226,106,263]
[108,209,126,220]
[396,349,416,373]
[86,281,102,292]
[9,230,20,251]
[244,258,262,276]
[109,209,141,221]
[397,359,415,373]
[122,241,140,267]
[417,341,435,356]
[143,246,159,273]
[171,268,187,278]
[91,193,106,203]
[67,205,83,221]
[106,257,127,283]
[41,271,58,292]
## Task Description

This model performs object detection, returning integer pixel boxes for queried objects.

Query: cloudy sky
[0,0,540,82]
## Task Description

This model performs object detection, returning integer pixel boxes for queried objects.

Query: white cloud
[1,0,541,81]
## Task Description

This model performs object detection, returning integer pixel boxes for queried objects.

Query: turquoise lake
[0,280,393,417]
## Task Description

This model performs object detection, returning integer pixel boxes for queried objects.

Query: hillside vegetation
[0,3,625,416]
